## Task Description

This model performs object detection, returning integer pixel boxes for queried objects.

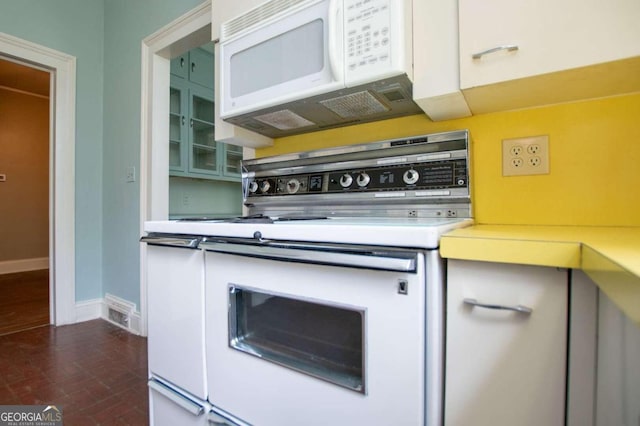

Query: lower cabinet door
[445,260,568,426]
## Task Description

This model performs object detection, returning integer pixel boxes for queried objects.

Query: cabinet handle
[180,57,185,68]
[181,115,185,126]
[191,62,196,73]
[190,118,193,128]
[463,298,532,314]
[472,45,519,60]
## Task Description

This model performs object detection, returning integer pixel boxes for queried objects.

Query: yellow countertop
[440,225,640,326]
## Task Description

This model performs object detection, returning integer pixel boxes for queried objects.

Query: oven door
[142,234,207,400]
[202,238,436,426]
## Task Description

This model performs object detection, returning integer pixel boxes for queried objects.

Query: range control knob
[248,181,259,194]
[259,180,271,194]
[403,169,419,185]
[356,172,370,187]
[286,178,301,194]
[339,173,353,188]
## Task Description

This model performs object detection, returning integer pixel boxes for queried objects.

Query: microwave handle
[328,0,343,82]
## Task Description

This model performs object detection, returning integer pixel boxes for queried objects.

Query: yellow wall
[256,93,640,227]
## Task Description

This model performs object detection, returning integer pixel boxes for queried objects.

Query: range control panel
[247,159,468,196]
[242,130,471,216]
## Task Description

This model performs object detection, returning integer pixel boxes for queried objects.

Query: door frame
[0,32,76,325]
[139,1,212,336]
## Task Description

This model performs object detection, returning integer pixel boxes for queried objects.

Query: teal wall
[0,0,105,301]
[102,0,202,307]
[0,0,204,307]
[169,177,243,218]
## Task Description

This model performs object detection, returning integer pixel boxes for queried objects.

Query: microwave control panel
[345,0,403,79]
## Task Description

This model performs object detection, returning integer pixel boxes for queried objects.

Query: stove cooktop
[178,214,328,224]
[147,216,473,249]
[151,130,473,248]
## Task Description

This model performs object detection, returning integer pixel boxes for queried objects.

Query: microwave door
[220,0,345,118]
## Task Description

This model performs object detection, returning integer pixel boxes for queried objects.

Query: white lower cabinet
[445,260,568,426]
[592,279,640,426]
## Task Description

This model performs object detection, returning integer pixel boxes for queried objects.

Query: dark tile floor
[0,269,49,336]
[0,319,149,425]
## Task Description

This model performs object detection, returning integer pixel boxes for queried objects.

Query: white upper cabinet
[412,0,471,121]
[458,0,640,113]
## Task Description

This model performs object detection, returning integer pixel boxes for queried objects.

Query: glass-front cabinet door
[169,80,188,173]
[169,46,242,182]
[189,85,217,176]
[224,144,243,177]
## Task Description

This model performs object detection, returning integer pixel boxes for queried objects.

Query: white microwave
[219,0,420,138]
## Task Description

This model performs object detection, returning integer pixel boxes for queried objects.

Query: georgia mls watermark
[0,405,63,426]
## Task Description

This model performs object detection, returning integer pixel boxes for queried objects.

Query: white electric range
[142,130,472,426]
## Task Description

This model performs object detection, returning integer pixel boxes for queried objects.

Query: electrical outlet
[182,194,191,206]
[502,135,550,176]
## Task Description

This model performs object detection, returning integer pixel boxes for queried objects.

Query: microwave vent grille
[222,0,309,41]
[254,109,316,130]
[320,91,390,119]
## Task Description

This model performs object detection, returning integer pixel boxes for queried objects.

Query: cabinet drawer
[445,260,568,426]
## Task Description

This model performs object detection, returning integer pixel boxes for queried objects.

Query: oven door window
[228,285,365,393]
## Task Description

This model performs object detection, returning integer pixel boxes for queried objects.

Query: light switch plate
[502,135,550,176]
[126,166,136,183]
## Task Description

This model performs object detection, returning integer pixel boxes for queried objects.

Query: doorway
[0,58,50,335]
[0,33,77,327]
[139,1,212,337]
[140,1,255,336]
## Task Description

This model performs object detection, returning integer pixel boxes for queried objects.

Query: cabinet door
[147,244,207,399]
[458,0,640,89]
[170,54,188,79]
[445,260,568,426]
[189,84,218,176]
[596,287,640,426]
[169,79,188,173]
[222,143,243,178]
[189,48,214,89]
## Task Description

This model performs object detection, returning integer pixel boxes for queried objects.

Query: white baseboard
[74,297,142,336]
[0,257,49,274]
[75,298,102,322]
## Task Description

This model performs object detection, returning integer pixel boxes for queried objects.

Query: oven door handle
[207,408,247,426]
[140,233,201,249]
[148,379,205,416]
[200,239,418,272]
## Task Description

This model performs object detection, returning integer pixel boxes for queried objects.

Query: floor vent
[104,293,135,330]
